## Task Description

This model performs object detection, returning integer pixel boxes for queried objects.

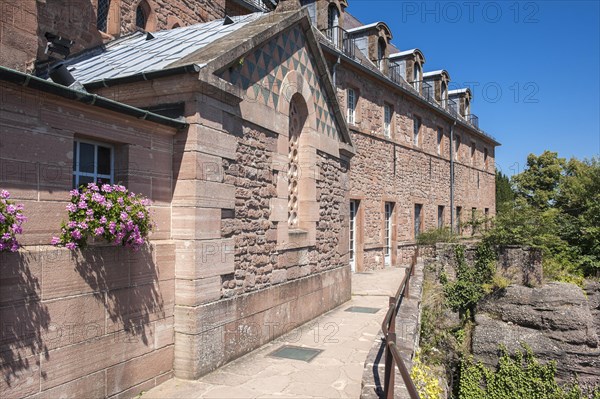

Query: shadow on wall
[0,250,50,387]
[73,244,164,346]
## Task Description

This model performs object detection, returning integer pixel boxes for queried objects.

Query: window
[327,4,340,44]
[441,82,448,108]
[350,200,359,271]
[136,1,148,29]
[413,116,421,146]
[97,0,110,31]
[414,204,423,239]
[471,207,477,236]
[456,206,462,234]
[484,148,489,169]
[438,206,445,229]
[454,135,461,161]
[464,98,471,117]
[377,38,386,71]
[73,140,113,188]
[384,202,393,266]
[384,103,392,137]
[347,88,356,125]
[288,96,306,228]
[437,128,443,155]
[484,208,490,230]
[413,63,421,92]
[471,141,476,166]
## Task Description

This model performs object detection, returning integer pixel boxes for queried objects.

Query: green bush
[458,346,585,399]
[417,227,457,245]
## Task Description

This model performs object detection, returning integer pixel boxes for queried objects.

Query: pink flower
[99,216,107,224]
[69,189,79,196]
[6,205,16,214]
[101,184,113,193]
[71,230,82,240]
[65,242,77,250]
[77,201,88,209]
[94,227,105,236]
[66,203,77,212]
[0,190,10,199]
[51,237,60,245]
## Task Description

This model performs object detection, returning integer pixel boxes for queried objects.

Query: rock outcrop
[472,283,600,387]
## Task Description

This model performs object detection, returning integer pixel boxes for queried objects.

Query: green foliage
[458,346,584,399]
[513,151,566,209]
[495,170,514,206]
[417,227,457,245]
[486,152,600,278]
[443,243,496,318]
[411,351,444,399]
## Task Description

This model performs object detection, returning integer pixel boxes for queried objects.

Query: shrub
[52,183,153,251]
[411,350,443,399]
[458,345,584,399]
[0,190,26,252]
[417,227,457,246]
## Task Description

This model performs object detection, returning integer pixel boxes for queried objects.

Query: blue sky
[346,0,600,175]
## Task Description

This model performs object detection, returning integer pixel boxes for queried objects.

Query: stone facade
[0,78,179,398]
[0,0,268,73]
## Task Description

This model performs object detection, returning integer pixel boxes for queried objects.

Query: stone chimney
[275,0,301,12]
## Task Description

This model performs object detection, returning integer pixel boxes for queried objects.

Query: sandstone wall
[0,0,250,72]
[335,64,496,271]
[0,81,177,398]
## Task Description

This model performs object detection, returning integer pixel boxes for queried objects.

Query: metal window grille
[97,0,110,31]
[136,4,147,29]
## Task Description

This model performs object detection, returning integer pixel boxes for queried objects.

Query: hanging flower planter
[0,190,27,252]
[52,183,153,251]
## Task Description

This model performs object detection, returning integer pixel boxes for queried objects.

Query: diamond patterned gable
[217,26,340,140]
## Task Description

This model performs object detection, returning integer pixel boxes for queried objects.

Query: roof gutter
[0,66,189,130]
[83,64,202,90]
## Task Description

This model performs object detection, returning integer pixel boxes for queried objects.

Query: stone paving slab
[141,268,406,399]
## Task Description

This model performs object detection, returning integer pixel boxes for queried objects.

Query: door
[349,200,358,272]
[384,202,393,267]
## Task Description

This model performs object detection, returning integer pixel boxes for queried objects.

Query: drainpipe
[333,55,341,86]
[450,120,457,234]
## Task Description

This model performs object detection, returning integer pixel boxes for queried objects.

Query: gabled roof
[389,48,426,63]
[61,14,264,85]
[346,21,392,40]
[423,69,450,81]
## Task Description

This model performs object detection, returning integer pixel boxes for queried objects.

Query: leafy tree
[495,170,514,207]
[512,151,565,209]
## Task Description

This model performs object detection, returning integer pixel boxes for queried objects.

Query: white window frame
[347,88,356,125]
[413,116,421,146]
[384,103,392,137]
[384,202,393,267]
[349,200,358,272]
[73,139,114,188]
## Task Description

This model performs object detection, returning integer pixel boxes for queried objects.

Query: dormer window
[441,81,448,108]
[377,38,386,71]
[328,4,339,29]
[413,63,422,92]
[464,98,471,118]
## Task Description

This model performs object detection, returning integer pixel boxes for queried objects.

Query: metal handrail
[380,247,421,399]
[466,114,479,128]
[321,26,355,59]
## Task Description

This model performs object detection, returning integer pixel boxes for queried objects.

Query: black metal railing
[388,60,406,85]
[466,114,479,128]
[447,97,459,117]
[321,26,355,59]
[381,248,421,399]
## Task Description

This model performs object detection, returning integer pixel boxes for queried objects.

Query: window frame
[72,138,114,189]
[414,203,423,239]
[347,88,356,125]
[413,116,421,147]
[437,205,445,229]
[437,127,443,156]
[384,103,392,137]
[471,141,477,166]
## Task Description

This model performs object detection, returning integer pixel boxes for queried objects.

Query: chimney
[49,64,87,93]
[275,0,301,12]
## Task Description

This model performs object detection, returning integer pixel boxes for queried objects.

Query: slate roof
[62,13,264,85]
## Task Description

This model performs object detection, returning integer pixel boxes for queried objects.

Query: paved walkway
[141,268,406,399]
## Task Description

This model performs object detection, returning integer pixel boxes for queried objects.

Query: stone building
[0,0,499,397]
